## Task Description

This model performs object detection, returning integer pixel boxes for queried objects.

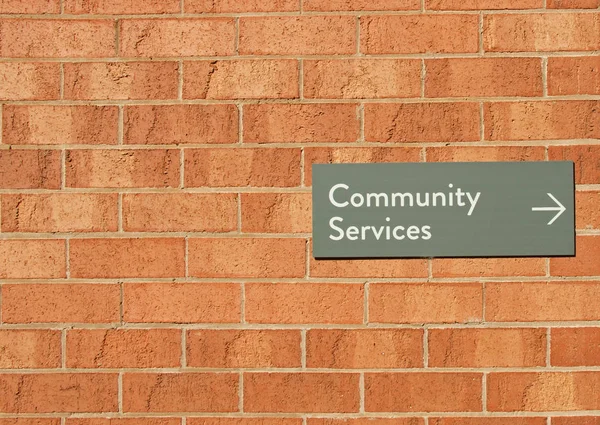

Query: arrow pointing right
[532,193,566,226]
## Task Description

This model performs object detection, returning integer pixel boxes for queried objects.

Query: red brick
[0,63,60,100]
[549,145,600,184]
[124,282,241,323]
[361,15,479,54]
[311,258,427,278]
[123,193,237,232]
[0,420,61,425]
[486,281,600,321]
[488,372,600,411]
[0,150,61,189]
[304,60,421,99]
[485,101,600,140]
[245,283,364,324]
[365,103,480,142]
[67,329,181,368]
[304,0,420,10]
[0,20,114,58]
[365,373,482,412]
[185,148,301,188]
[430,419,545,425]
[70,238,185,278]
[307,329,424,368]
[548,0,600,7]
[0,330,61,368]
[483,13,600,52]
[244,373,360,413]
[183,60,299,100]
[123,373,238,412]
[551,328,600,366]
[243,104,359,143]
[239,17,356,55]
[64,0,180,14]
[577,191,600,230]
[552,418,600,425]
[0,373,118,413]
[186,0,298,12]
[66,149,180,188]
[425,58,543,97]
[548,56,600,95]
[426,0,542,9]
[64,62,179,100]
[120,19,235,57]
[189,238,306,278]
[67,420,180,425]
[2,284,120,324]
[428,328,546,367]
[187,330,301,368]
[426,146,546,162]
[432,258,546,278]
[370,283,483,324]
[124,105,238,145]
[304,147,422,186]
[551,236,600,276]
[241,193,311,233]
[0,240,65,279]
[0,0,59,13]
[3,106,118,146]
[1,194,118,232]
[309,420,423,425]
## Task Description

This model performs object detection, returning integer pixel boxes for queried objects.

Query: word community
[328,183,482,242]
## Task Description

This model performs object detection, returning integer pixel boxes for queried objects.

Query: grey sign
[312,161,575,258]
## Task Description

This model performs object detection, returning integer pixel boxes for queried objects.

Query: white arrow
[532,193,566,225]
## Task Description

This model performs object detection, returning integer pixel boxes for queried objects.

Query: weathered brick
[369,283,483,324]
[488,372,600,411]
[0,63,60,100]
[307,329,424,368]
[485,101,600,140]
[0,0,59,13]
[426,0,542,9]
[551,328,600,366]
[66,149,180,188]
[70,238,185,278]
[551,236,600,276]
[2,284,120,324]
[183,60,299,99]
[3,106,118,145]
[426,146,546,162]
[241,193,311,233]
[185,148,301,187]
[309,420,423,425]
[428,328,546,367]
[432,258,546,277]
[124,105,238,145]
[243,104,359,143]
[122,373,238,412]
[120,19,235,57]
[547,0,600,7]
[123,193,237,232]
[549,145,600,184]
[311,257,428,278]
[552,418,600,425]
[304,0,419,10]
[239,17,356,55]
[486,281,600,321]
[361,15,479,54]
[548,56,600,95]
[0,420,61,425]
[244,373,360,413]
[0,19,115,58]
[124,282,241,323]
[185,0,298,12]
[0,330,61,368]
[189,420,301,425]
[67,419,180,425]
[67,329,181,368]
[245,283,364,324]
[64,0,180,14]
[430,419,545,425]
[1,194,118,232]
[304,60,421,99]
[425,58,543,97]
[483,13,600,52]
[187,330,302,368]
[577,191,600,230]
[0,240,65,279]
[0,374,118,413]
[64,62,179,100]
[365,373,482,412]
[365,103,480,142]
[0,150,61,189]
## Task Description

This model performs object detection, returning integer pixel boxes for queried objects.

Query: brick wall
[0,0,599,423]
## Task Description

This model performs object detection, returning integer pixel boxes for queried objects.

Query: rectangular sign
[312,161,575,258]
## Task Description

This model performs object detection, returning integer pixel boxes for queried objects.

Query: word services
[312,162,575,258]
